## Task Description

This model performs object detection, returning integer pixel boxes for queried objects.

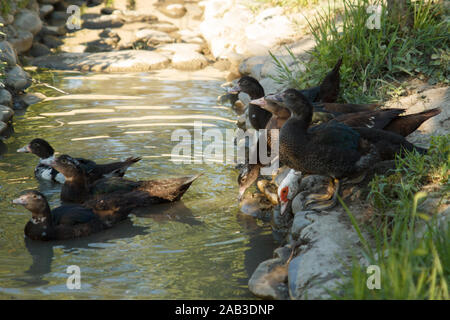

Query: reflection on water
[0,69,278,299]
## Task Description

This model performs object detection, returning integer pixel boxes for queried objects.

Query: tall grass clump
[271,0,449,103]
[334,135,449,299]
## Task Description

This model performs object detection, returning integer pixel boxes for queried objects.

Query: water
[0,69,278,299]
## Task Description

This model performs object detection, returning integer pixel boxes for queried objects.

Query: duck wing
[51,204,98,226]
[86,156,142,182]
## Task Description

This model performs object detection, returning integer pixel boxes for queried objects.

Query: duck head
[266,89,313,124]
[17,138,55,159]
[12,190,51,223]
[277,169,302,216]
[237,163,261,200]
[250,96,291,118]
[229,76,264,99]
[43,154,84,181]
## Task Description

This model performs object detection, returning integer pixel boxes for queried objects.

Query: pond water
[0,68,278,299]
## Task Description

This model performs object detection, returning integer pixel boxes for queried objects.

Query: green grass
[334,135,449,299]
[270,0,450,103]
[255,0,319,7]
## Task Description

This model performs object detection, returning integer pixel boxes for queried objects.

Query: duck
[12,190,131,241]
[261,88,427,210]
[237,95,439,200]
[17,138,141,184]
[229,58,343,130]
[42,154,200,208]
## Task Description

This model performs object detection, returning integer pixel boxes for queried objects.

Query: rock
[0,105,14,123]
[82,15,124,29]
[0,121,7,136]
[172,51,208,71]
[32,50,171,72]
[5,66,32,92]
[239,56,268,76]
[14,92,46,107]
[259,77,283,95]
[49,10,69,23]
[8,30,33,54]
[135,29,173,45]
[100,7,116,15]
[0,41,18,66]
[150,22,179,33]
[0,89,13,107]
[157,42,202,54]
[288,211,363,299]
[14,9,42,35]
[29,42,51,57]
[42,35,63,48]
[158,4,187,19]
[291,211,313,239]
[38,0,60,4]
[248,258,289,300]
[40,25,66,36]
[39,4,54,18]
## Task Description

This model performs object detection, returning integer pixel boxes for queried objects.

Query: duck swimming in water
[263,88,427,210]
[42,155,200,208]
[17,138,141,184]
[12,190,130,241]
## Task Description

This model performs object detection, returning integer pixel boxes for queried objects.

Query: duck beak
[40,158,56,167]
[265,93,284,107]
[17,145,31,153]
[238,186,247,201]
[12,197,27,205]
[228,84,241,94]
[280,200,289,216]
[250,97,266,107]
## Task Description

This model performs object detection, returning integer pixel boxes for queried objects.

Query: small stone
[150,22,178,33]
[40,25,66,36]
[8,30,33,54]
[5,66,32,92]
[0,41,18,66]
[17,92,46,106]
[172,51,208,71]
[158,4,187,19]
[135,29,173,45]
[39,4,54,18]
[82,15,124,29]
[0,89,13,107]
[29,42,51,57]
[42,35,63,48]
[100,7,116,15]
[248,258,289,300]
[0,105,14,123]
[157,43,202,54]
[14,9,43,35]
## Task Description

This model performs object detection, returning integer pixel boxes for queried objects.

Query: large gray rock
[5,66,32,92]
[0,89,13,107]
[288,211,362,299]
[171,51,208,71]
[40,25,66,36]
[17,92,46,107]
[0,105,14,123]
[0,41,17,66]
[32,50,171,72]
[8,30,33,54]
[14,9,42,35]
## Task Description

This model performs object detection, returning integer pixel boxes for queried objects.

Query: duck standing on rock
[17,138,141,184]
[42,155,200,209]
[264,89,428,210]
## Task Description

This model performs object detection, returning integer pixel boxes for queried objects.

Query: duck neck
[246,85,265,100]
[30,203,52,226]
[61,174,89,203]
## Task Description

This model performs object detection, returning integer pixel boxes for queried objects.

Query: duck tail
[139,174,202,202]
[319,57,343,103]
[384,107,441,137]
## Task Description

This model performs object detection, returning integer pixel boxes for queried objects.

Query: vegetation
[335,135,449,299]
[271,0,449,103]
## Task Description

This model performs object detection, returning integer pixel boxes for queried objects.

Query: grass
[334,135,449,299]
[270,0,450,103]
